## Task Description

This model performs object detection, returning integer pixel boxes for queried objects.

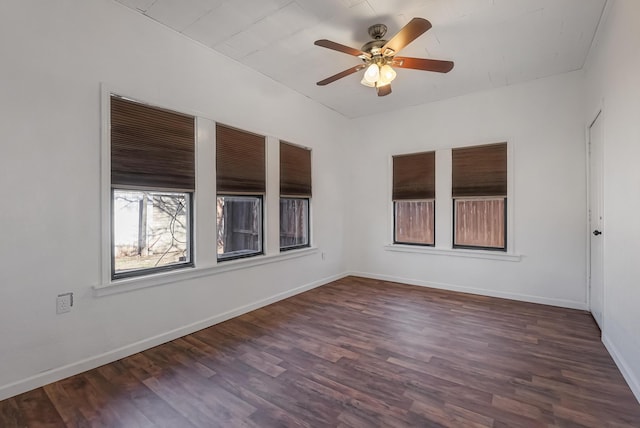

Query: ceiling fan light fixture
[379,64,397,83]
[364,63,380,83]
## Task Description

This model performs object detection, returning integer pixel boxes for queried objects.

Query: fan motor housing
[361,39,387,55]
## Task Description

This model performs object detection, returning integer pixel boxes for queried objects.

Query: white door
[589,112,604,330]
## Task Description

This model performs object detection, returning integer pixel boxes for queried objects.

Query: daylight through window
[280,141,311,251]
[110,95,195,278]
[216,124,266,261]
[392,151,435,246]
[113,190,191,274]
[452,142,507,250]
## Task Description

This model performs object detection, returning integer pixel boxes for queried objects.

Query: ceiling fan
[314,18,454,96]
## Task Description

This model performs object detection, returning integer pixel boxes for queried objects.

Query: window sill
[384,244,521,262]
[94,247,319,297]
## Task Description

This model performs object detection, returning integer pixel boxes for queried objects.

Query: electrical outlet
[321,252,326,260]
[56,292,73,314]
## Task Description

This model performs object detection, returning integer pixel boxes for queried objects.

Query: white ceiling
[115,0,607,118]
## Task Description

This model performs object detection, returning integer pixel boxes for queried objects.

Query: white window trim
[100,84,112,285]
[384,244,520,261]
[93,246,318,297]
[387,141,519,260]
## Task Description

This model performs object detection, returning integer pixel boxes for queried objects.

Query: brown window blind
[280,141,311,197]
[111,96,195,191]
[392,151,435,200]
[452,142,507,197]
[216,124,266,194]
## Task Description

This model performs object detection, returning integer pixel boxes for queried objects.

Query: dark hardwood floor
[2,276,639,427]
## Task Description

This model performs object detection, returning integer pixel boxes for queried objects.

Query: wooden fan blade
[377,84,392,97]
[317,64,366,86]
[393,56,454,73]
[381,18,432,55]
[314,39,370,58]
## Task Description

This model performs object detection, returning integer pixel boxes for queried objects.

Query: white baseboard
[602,333,640,404]
[0,272,348,402]
[348,271,589,310]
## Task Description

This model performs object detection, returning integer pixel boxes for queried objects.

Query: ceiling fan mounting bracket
[367,23,387,40]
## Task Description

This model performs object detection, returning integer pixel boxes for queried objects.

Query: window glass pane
[217,196,262,260]
[113,190,190,275]
[394,200,434,245]
[454,198,505,249]
[280,198,309,250]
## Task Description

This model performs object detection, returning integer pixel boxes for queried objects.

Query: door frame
[586,107,604,326]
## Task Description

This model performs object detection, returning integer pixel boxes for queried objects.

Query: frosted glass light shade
[364,64,380,83]
[377,64,397,86]
[360,77,375,87]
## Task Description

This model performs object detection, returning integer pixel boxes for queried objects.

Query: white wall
[0,0,351,399]
[2,0,637,405]
[583,0,640,400]
[347,71,588,309]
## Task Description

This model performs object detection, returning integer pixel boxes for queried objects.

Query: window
[280,198,309,249]
[216,124,265,261]
[394,201,434,244]
[217,196,262,259]
[110,96,195,278]
[452,142,507,250]
[392,151,435,245]
[113,190,191,274]
[280,141,311,250]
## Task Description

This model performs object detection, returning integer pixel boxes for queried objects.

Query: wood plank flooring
[2,276,639,427]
